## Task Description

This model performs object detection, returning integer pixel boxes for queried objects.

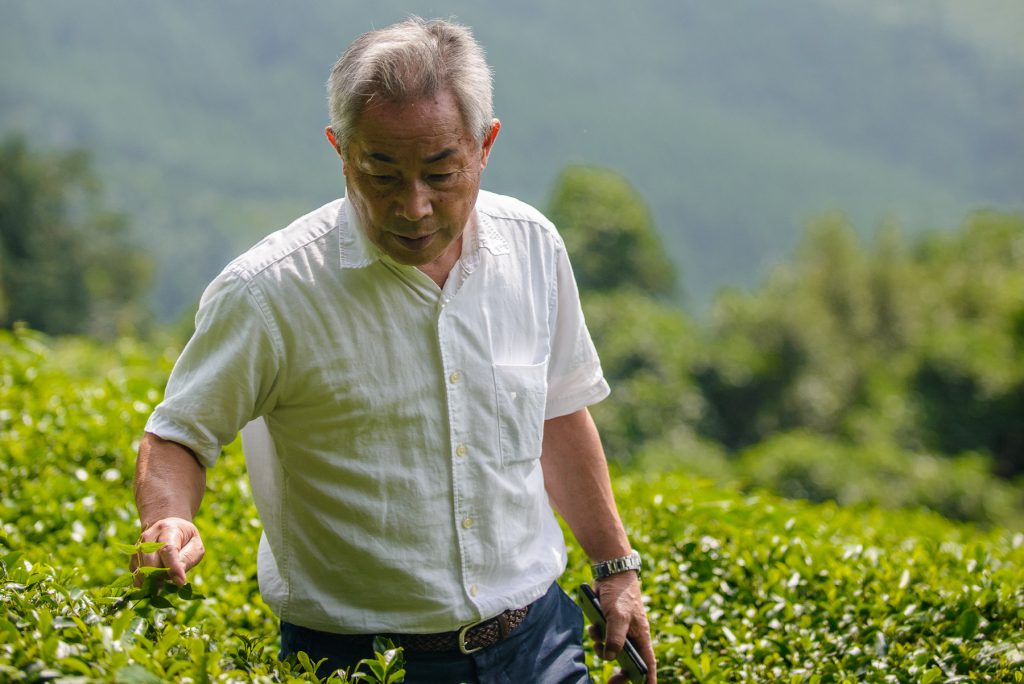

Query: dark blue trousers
[280,582,591,683]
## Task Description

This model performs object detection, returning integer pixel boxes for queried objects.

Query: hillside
[2,329,1022,681]
[1,0,1021,315]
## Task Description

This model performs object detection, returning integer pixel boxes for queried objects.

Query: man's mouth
[393,233,436,250]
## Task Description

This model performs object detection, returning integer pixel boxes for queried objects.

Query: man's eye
[367,174,397,185]
[428,173,454,184]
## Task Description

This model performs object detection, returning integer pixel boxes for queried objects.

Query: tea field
[2,328,1023,682]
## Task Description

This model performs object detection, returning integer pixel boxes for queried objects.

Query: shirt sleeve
[145,268,283,467]
[544,241,610,419]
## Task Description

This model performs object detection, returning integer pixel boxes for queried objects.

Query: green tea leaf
[148,595,172,609]
[137,566,169,577]
[109,572,135,589]
[957,608,981,640]
[113,664,163,684]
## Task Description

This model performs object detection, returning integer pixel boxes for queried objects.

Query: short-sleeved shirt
[146,190,610,633]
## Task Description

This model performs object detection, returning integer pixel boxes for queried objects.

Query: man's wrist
[591,550,642,581]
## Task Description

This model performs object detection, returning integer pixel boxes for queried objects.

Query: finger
[177,534,206,583]
[603,611,630,659]
[628,620,658,683]
[158,537,187,586]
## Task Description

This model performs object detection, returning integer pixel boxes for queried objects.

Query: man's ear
[325,126,348,177]
[325,126,344,158]
[480,119,501,169]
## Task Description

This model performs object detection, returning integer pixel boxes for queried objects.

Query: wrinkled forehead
[347,91,476,163]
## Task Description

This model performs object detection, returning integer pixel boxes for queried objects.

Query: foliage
[547,165,676,298]
[0,134,152,338]
[576,209,1024,527]
[586,472,1024,683]
[697,212,1024,477]
[737,431,1023,528]
[582,290,703,461]
[3,329,1024,682]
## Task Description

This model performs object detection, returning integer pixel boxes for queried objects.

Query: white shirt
[146,190,610,633]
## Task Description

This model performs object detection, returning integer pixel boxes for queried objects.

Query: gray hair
[326,17,494,149]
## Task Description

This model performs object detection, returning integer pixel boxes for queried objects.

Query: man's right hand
[130,517,205,587]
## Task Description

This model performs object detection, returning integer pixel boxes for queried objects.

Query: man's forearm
[540,408,631,562]
[134,432,207,529]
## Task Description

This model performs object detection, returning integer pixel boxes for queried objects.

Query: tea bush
[2,328,1023,682]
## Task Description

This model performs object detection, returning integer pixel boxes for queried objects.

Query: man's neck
[417,234,464,289]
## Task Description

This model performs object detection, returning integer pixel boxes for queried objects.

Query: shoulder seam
[227,201,342,283]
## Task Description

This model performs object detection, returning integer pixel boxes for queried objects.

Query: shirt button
[470,585,479,597]
[462,516,474,529]
[455,444,468,457]
[449,370,462,384]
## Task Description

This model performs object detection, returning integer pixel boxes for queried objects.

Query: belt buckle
[457,616,489,655]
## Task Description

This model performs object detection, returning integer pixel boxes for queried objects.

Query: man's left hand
[589,572,657,683]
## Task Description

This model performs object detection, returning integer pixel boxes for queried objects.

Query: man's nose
[395,180,433,221]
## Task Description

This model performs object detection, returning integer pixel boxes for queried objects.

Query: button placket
[437,301,480,605]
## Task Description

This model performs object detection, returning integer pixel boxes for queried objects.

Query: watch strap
[591,550,642,580]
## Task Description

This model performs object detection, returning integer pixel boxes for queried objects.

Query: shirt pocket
[493,360,549,466]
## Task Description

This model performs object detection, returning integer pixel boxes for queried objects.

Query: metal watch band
[591,550,642,580]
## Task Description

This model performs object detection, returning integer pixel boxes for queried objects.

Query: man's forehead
[348,90,473,155]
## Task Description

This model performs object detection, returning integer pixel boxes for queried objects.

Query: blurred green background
[2,1,1023,527]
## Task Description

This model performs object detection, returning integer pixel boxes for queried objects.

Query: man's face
[332,90,499,269]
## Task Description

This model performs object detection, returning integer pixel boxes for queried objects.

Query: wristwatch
[591,550,642,581]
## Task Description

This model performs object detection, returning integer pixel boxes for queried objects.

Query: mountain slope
[1,0,1020,315]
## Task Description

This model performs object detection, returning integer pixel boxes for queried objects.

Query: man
[133,16,656,683]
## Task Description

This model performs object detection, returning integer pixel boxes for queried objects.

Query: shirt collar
[338,198,379,269]
[475,209,511,258]
[338,195,510,271]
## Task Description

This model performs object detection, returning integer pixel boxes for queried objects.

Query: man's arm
[541,408,657,683]
[131,432,207,586]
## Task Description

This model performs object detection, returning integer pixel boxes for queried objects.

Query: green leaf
[108,572,135,589]
[0,616,19,637]
[114,664,163,684]
[148,595,172,609]
[297,651,322,676]
[366,660,386,680]
[136,565,169,577]
[957,608,981,639]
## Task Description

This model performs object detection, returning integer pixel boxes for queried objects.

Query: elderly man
[133,16,655,683]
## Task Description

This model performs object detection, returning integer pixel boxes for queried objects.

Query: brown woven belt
[391,605,530,655]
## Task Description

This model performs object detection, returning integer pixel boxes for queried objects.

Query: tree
[699,211,1024,476]
[0,134,152,337]
[582,290,706,461]
[546,165,676,298]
